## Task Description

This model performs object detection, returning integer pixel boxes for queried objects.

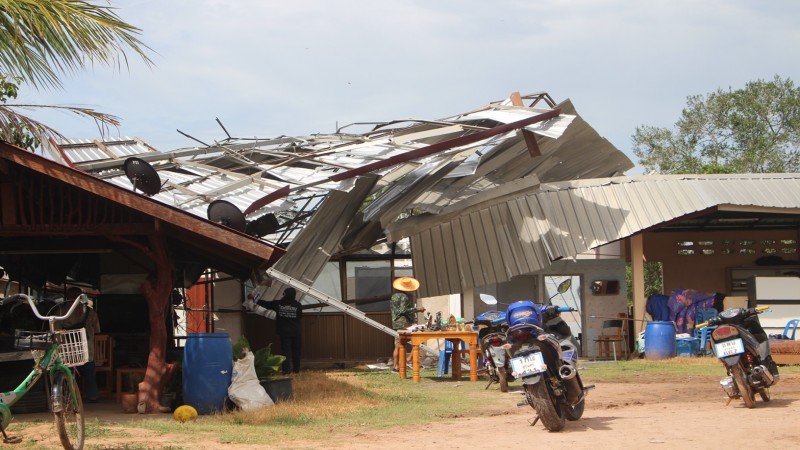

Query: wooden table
[398,330,479,383]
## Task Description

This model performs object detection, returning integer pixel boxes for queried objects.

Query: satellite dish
[245,213,280,238]
[207,200,246,232]
[123,157,161,196]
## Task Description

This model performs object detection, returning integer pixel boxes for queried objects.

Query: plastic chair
[693,308,718,355]
[94,334,113,398]
[594,319,626,361]
[782,319,799,340]
[437,339,467,377]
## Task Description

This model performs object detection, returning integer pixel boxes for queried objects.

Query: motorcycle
[698,305,779,408]
[474,307,513,392]
[505,301,592,431]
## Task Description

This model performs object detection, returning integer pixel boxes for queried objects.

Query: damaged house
[5,89,800,407]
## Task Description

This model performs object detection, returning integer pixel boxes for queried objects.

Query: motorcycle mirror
[479,293,498,305]
[557,279,572,294]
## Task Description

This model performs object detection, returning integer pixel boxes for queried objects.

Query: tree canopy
[632,75,800,174]
[0,0,153,89]
[0,0,152,149]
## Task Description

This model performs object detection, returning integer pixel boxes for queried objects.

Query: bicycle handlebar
[0,293,86,321]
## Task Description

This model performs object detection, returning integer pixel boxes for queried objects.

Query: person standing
[390,277,425,372]
[257,287,304,374]
[61,287,101,403]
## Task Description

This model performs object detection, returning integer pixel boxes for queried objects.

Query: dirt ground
[10,369,800,449]
[329,371,800,450]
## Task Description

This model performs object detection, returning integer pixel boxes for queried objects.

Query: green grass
[580,357,800,381]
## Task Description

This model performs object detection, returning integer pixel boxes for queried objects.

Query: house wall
[540,259,628,359]
[465,254,628,360]
[244,311,395,364]
[643,230,800,295]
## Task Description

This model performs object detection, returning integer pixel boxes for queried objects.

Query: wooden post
[630,234,646,337]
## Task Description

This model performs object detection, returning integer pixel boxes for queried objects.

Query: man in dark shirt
[257,288,303,374]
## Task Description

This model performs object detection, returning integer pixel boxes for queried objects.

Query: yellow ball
[173,405,198,423]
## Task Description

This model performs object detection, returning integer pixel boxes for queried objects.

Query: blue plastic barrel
[644,321,677,359]
[183,333,232,414]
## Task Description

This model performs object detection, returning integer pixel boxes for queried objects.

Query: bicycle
[0,293,88,450]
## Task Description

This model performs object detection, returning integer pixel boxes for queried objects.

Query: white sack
[228,351,274,411]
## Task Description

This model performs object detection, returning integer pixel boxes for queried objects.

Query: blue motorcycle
[506,301,592,431]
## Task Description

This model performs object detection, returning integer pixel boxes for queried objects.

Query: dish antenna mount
[207,200,247,232]
[123,157,162,196]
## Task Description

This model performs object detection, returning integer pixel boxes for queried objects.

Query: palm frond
[0,0,154,89]
[0,103,120,148]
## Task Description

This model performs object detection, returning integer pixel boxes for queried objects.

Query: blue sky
[16,0,800,175]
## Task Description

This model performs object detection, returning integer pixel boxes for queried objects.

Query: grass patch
[580,357,800,381]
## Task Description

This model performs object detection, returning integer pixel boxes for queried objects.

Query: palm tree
[0,0,153,148]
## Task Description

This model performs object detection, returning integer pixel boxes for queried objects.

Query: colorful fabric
[668,288,717,334]
[646,294,670,321]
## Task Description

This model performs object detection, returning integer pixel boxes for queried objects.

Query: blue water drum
[183,333,233,414]
[644,321,677,359]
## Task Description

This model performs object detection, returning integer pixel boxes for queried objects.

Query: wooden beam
[630,234,646,336]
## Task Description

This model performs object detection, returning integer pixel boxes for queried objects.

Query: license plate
[510,352,547,377]
[714,338,745,357]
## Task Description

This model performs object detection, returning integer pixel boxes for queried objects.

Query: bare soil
[11,370,800,449]
[325,372,800,450]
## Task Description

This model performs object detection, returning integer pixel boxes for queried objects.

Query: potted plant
[233,336,293,402]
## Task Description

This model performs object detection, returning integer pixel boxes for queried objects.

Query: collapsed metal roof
[44,92,634,297]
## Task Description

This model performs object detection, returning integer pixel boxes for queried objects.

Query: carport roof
[392,173,800,297]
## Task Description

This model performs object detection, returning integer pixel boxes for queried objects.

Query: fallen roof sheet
[45,92,632,253]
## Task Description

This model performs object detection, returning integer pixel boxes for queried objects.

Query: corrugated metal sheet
[47,93,632,252]
[407,174,800,297]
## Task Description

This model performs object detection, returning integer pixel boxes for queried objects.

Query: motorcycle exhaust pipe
[752,365,774,385]
[559,365,582,404]
[559,364,577,380]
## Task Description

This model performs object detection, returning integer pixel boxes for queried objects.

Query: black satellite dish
[207,200,247,232]
[123,157,162,196]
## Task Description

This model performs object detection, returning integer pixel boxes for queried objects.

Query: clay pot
[120,393,138,413]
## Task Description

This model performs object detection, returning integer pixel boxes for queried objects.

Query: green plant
[252,344,285,379]
[232,336,286,379]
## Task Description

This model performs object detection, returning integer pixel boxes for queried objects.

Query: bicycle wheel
[52,370,85,450]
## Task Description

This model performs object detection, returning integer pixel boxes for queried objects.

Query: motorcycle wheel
[498,367,509,393]
[732,365,755,409]
[759,388,771,402]
[527,381,565,432]
[564,398,585,421]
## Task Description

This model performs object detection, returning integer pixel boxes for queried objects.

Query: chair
[437,339,468,377]
[782,319,799,340]
[693,308,718,355]
[93,334,113,399]
[594,319,626,361]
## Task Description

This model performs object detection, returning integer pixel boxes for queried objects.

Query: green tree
[0,0,153,147]
[632,75,800,174]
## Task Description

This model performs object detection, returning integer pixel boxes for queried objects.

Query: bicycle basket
[54,328,89,367]
[14,330,52,350]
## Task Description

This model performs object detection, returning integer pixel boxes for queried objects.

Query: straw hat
[392,276,420,292]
